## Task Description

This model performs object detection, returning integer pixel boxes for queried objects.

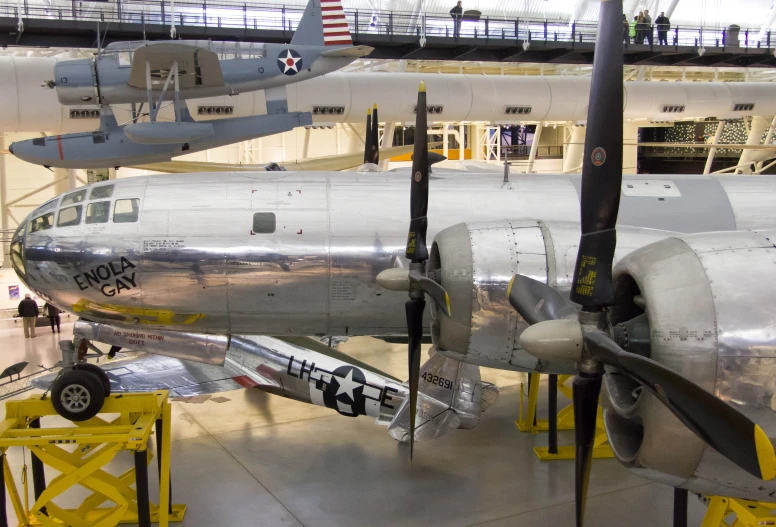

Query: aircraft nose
[9,219,27,278]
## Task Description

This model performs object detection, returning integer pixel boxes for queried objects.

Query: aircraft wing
[130,143,426,173]
[320,45,374,57]
[32,353,248,397]
[128,42,225,89]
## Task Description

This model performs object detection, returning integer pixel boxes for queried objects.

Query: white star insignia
[334,369,361,400]
[278,50,300,74]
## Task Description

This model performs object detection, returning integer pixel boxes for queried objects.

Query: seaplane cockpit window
[61,189,87,207]
[57,206,83,228]
[113,199,140,223]
[252,212,276,234]
[29,212,54,233]
[86,202,111,224]
[89,185,114,200]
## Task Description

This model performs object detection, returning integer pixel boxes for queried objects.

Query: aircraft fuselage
[12,172,776,338]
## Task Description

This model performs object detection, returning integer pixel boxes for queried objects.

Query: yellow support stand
[701,496,776,527]
[516,373,614,460]
[0,391,186,527]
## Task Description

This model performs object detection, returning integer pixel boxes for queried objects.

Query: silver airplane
[9,0,371,169]
[15,13,776,513]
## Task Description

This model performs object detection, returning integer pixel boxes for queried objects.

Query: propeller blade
[508,275,577,325]
[370,104,380,164]
[405,297,426,464]
[364,108,373,165]
[573,373,603,527]
[412,274,451,317]
[569,0,624,308]
[406,82,429,263]
[585,331,776,481]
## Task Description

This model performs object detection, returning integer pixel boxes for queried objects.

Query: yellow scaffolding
[516,372,614,461]
[0,391,186,527]
[701,496,776,527]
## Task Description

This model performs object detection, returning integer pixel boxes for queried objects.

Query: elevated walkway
[0,0,773,67]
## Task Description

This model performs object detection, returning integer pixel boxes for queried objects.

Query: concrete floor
[0,323,711,526]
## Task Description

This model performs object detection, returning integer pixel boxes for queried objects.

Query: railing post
[355,9,359,37]
[515,18,518,40]
[117,0,121,22]
[23,0,27,15]
[243,4,246,28]
[571,21,575,44]
[745,29,749,47]
[722,29,726,48]
[768,30,771,49]
[71,0,76,19]
[674,26,678,46]
[282,6,286,36]
[203,2,207,27]
[543,20,547,40]
[485,16,489,40]
[161,0,165,26]
[388,12,392,38]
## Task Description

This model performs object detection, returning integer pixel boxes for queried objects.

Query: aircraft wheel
[73,363,111,396]
[51,369,106,421]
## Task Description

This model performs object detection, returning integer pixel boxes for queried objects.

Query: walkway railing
[0,0,769,50]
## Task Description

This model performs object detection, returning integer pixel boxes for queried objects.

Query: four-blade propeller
[376,82,451,463]
[505,1,776,525]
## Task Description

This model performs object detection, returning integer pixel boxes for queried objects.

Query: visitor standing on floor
[44,302,61,333]
[656,11,670,45]
[450,1,463,38]
[18,294,39,338]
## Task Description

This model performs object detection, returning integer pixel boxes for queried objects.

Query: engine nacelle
[605,229,776,499]
[428,219,671,373]
[55,59,98,105]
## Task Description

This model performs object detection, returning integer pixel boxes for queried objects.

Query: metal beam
[703,121,726,175]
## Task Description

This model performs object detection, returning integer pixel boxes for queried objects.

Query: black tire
[73,363,111,396]
[51,369,106,421]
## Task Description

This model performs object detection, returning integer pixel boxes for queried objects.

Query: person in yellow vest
[630,15,638,43]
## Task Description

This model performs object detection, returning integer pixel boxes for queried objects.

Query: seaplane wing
[128,42,225,90]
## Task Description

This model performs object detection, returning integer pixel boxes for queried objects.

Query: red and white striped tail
[321,0,352,46]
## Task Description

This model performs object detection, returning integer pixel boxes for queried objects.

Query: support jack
[516,372,614,460]
[700,496,776,527]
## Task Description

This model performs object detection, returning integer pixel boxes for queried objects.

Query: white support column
[756,115,776,172]
[459,123,465,161]
[526,122,544,173]
[68,169,78,189]
[563,124,586,173]
[379,122,396,170]
[302,127,311,159]
[442,123,449,159]
[704,120,726,175]
[495,126,501,162]
[737,115,771,174]
[473,124,485,161]
[623,121,639,174]
[0,133,8,268]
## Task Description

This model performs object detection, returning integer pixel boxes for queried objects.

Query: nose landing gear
[49,337,112,421]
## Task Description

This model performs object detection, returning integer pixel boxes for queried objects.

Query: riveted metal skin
[604,229,776,501]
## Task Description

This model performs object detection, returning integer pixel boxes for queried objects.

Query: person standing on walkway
[18,294,39,338]
[643,9,653,45]
[631,15,638,43]
[450,1,463,38]
[636,11,645,43]
[623,14,630,43]
[44,302,61,333]
[656,11,670,45]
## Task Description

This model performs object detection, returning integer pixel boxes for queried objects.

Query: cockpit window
[114,199,139,223]
[61,189,87,207]
[86,201,111,224]
[29,212,54,233]
[10,240,23,275]
[34,197,59,216]
[57,205,82,227]
[89,185,114,200]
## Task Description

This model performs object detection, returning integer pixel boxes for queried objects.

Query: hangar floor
[1,323,711,527]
